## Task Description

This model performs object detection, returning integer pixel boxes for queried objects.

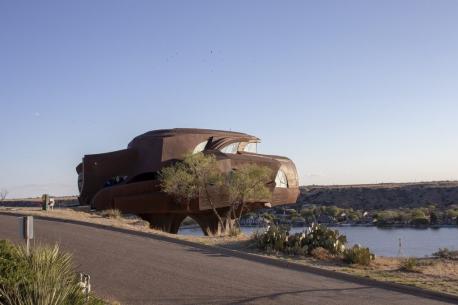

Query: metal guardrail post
[19,216,34,255]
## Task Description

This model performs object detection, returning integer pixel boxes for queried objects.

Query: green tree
[348,210,361,222]
[410,217,430,226]
[446,209,458,218]
[325,206,340,217]
[262,212,276,223]
[160,153,273,236]
[375,210,399,225]
[300,208,316,223]
[411,208,426,219]
[160,153,225,230]
[227,163,272,230]
[430,211,439,224]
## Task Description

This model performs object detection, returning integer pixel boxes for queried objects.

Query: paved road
[0,215,454,305]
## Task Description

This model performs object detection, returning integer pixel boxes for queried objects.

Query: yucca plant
[0,242,103,305]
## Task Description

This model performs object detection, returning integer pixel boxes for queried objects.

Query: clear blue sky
[1,1,458,198]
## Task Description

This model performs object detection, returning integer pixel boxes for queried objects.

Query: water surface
[178,226,458,257]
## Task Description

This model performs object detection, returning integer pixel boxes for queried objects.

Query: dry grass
[99,209,122,219]
[318,256,458,296]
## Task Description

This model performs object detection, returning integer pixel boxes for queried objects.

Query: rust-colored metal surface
[76,128,299,235]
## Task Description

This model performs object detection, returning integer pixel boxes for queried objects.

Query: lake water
[178,226,458,257]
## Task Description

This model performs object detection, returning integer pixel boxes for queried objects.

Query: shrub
[100,209,122,219]
[291,216,305,224]
[446,209,458,218]
[343,245,375,266]
[432,248,458,259]
[253,225,289,254]
[0,240,29,287]
[303,224,347,254]
[253,224,348,256]
[0,240,104,305]
[261,213,276,223]
[410,217,430,226]
[374,210,400,226]
[399,257,419,272]
[284,232,307,256]
[310,247,331,260]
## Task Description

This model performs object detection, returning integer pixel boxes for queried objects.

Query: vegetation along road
[0,214,454,305]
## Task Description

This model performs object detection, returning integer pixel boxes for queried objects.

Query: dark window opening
[128,172,159,183]
[104,176,127,187]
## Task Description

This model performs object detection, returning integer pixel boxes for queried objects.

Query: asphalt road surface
[0,214,454,305]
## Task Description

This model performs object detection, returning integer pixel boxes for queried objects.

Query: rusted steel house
[76,128,299,235]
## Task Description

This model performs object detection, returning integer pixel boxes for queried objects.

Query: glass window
[220,142,240,154]
[193,140,208,154]
[243,142,257,153]
[275,170,288,188]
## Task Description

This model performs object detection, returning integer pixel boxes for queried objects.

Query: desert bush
[410,217,430,226]
[310,247,331,260]
[283,233,307,256]
[343,245,375,266]
[432,248,458,260]
[303,224,347,254]
[253,225,289,254]
[399,257,419,272]
[374,210,400,225]
[446,209,458,218]
[100,209,122,219]
[0,240,104,305]
[253,224,348,256]
[324,206,341,217]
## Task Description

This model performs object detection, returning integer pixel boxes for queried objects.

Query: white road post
[19,216,34,255]
[79,273,91,300]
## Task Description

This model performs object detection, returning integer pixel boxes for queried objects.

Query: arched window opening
[220,142,240,154]
[275,170,288,188]
[243,142,257,153]
[193,140,208,154]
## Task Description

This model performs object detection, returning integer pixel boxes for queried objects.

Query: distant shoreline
[180,223,458,230]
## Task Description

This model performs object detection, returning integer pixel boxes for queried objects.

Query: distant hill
[298,181,458,210]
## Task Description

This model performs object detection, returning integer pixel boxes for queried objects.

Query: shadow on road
[130,286,373,305]
[229,286,372,305]
[185,247,232,258]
